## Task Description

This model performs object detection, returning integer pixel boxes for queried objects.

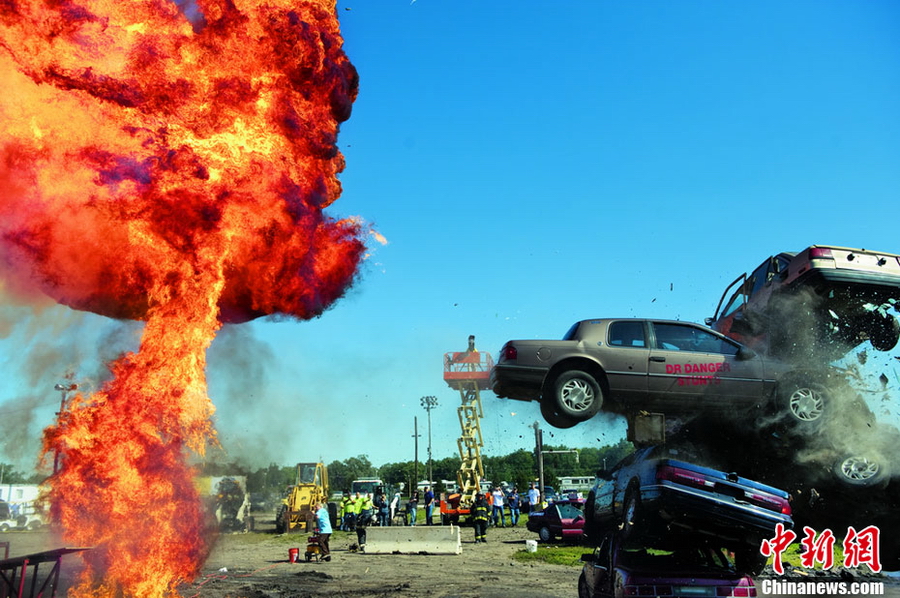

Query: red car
[579,533,757,598]
[525,498,586,542]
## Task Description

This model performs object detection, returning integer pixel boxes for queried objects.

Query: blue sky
[1,0,899,473]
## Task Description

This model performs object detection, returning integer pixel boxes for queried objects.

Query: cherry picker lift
[440,335,493,524]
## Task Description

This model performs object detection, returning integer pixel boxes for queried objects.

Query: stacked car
[491,244,900,578]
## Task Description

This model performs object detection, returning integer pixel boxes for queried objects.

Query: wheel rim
[788,387,825,421]
[560,378,595,413]
[840,457,880,482]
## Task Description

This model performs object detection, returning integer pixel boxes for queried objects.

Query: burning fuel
[0,0,364,596]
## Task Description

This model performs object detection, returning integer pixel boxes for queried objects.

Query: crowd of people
[309,482,550,551]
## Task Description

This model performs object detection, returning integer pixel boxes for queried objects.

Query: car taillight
[718,586,757,597]
[809,247,833,259]
[501,344,517,361]
[746,491,792,515]
[657,465,716,490]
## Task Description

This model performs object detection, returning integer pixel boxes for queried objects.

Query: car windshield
[619,545,734,574]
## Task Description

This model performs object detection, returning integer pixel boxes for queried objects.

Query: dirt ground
[1,515,581,598]
[5,515,900,598]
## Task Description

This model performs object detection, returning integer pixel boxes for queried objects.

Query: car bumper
[792,269,900,297]
[490,364,547,401]
[644,483,791,544]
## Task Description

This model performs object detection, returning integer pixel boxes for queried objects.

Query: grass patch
[512,543,590,568]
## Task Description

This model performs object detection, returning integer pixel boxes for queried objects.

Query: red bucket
[288,547,299,563]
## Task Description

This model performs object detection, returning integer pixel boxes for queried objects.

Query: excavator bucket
[362,525,462,555]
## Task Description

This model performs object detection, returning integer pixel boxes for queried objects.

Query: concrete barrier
[362,525,462,555]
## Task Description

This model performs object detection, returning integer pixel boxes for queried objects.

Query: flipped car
[491,317,842,429]
[583,444,792,574]
[707,245,900,359]
[579,533,757,598]
[525,498,585,542]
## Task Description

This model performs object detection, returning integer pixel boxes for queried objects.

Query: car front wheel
[578,571,592,598]
[550,370,603,422]
[538,526,553,542]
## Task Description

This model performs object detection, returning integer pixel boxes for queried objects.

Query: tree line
[201,439,634,499]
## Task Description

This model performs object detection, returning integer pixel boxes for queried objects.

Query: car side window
[608,321,646,348]
[653,324,739,356]
[720,288,746,318]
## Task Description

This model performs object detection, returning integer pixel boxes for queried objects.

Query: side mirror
[736,346,756,361]
[580,553,597,564]
[596,469,613,481]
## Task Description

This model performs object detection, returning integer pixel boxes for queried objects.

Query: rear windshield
[563,322,581,340]
[619,545,734,574]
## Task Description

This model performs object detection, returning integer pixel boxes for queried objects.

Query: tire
[620,487,642,542]
[735,546,768,576]
[538,526,553,542]
[832,455,890,488]
[550,370,603,422]
[328,502,338,529]
[867,315,900,352]
[275,505,287,534]
[778,378,828,429]
[539,400,579,429]
[583,491,600,544]
[0,523,9,532]
[578,571,592,598]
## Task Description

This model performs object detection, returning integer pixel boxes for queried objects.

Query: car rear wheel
[832,455,890,488]
[778,378,828,430]
[538,526,553,542]
[540,400,579,429]
[621,487,642,542]
[551,370,603,422]
[867,315,900,352]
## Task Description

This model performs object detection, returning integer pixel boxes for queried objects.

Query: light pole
[53,383,77,475]
[412,416,421,495]
[420,395,438,485]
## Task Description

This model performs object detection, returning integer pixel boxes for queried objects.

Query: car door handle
[649,356,666,363]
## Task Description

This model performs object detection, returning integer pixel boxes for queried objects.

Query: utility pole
[420,396,438,485]
[533,422,544,506]
[412,417,421,495]
[53,383,77,475]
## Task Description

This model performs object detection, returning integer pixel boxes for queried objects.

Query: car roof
[576,318,715,329]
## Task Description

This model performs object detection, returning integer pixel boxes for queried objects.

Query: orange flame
[0,0,363,595]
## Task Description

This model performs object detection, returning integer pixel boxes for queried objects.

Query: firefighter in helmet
[473,492,489,543]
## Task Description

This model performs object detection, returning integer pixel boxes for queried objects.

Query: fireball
[0,0,364,595]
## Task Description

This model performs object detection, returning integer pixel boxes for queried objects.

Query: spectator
[491,486,506,527]
[375,492,389,526]
[390,492,401,525]
[424,486,435,526]
[408,489,420,525]
[507,487,520,527]
[527,483,541,513]
[314,502,332,562]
